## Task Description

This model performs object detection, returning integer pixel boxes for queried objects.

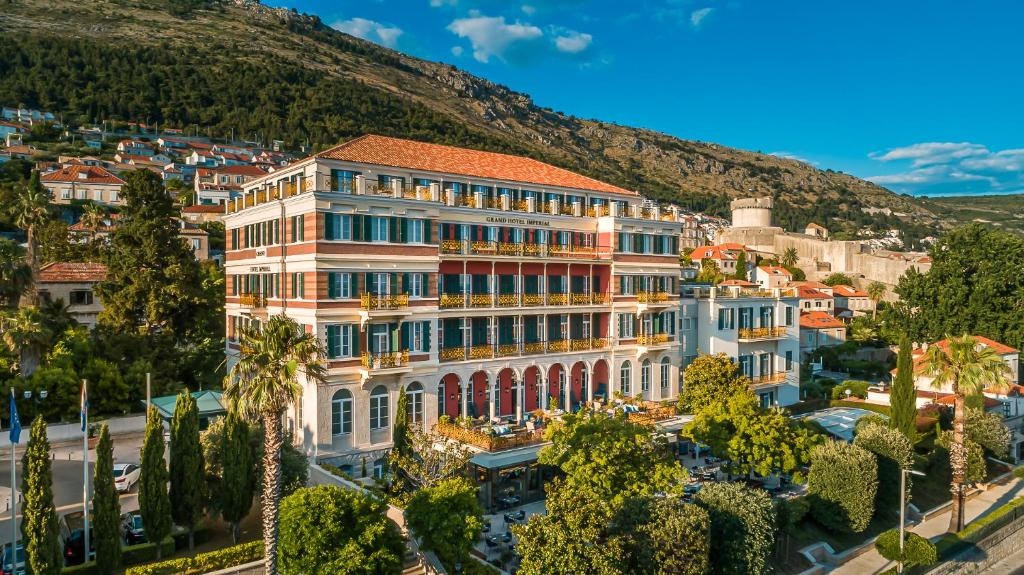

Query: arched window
[331,389,352,436]
[620,361,632,396]
[406,382,424,427]
[661,358,672,392]
[369,386,389,430]
[437,380,447,419]
[641,360,651,393]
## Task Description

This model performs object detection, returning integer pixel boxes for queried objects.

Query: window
[437,382,446,418]
[620,361,632,396]
[325,214,351,241]
[618,313,635,338]
[69,290,94,306]
[660,358,671,392]
[373,458,387,479]
[331,389,352,436]
[408,219,425,243]
[370,216,389,243]
[718,308,735,330]
[62,189,71,200]
[326,324,355,359]
[760,391,776,409]
[411,322,426,352]
[408,274,423,298]
[406,383,424,428]
[785,351,794,371]
[291,272,305,299]
[641,360,651,393]
[191,239,201,251]
[369,386,389,431]
[290,214,305,242]
[328,272,351,299]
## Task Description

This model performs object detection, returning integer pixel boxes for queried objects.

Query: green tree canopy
[20,415,62,575]
[93,424,122,574]
[278,485,404,575]
[823,272,855,286]
[405,477,483,568]
[890,336,918,443]
[169,390,205,550]
[807,440,878,533]
[678,352,751,414]
[694,481,776,575]
[853,422,914,512]
[139,406,172,558]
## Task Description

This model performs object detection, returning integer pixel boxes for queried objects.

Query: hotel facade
[223,135,686,472]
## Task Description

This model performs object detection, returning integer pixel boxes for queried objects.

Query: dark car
[60,512,95,566]
[1,543,25,575]
[122,511,147,545]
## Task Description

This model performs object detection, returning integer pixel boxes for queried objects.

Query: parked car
[60,512,95,566]
[0,543,25,575]
[121,511,146,546]
[113,463,141,493]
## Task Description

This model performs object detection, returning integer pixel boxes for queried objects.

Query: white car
[113,463,141,493]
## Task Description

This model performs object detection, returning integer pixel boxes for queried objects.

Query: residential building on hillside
[753,265,792,290]
[795,285,835,314]
[223,135,687,488]
[683,284,801,408]
[195,165,268,205]
[117,139,154,156]
[908,337,1020,393]
[37,262,107,328]
[689,243,747,276]
[41,165,126,207]
[181,203,224,225]
[799,311,846,357]
[831,284,872,318]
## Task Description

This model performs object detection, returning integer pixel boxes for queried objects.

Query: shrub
[776,496,811,533]
[639,499,711,575]
[853,414,889,434]
[121,538,175,566]
[405,477,483,566]
[808,440,878,533]
[124,541,261,575]
[875,528,937,569]
[854,422,914,512]
[694,482,775,575]
[279,485,404,575]
[831,380,871,400]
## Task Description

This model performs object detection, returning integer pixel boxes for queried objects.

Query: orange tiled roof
[757,265,792,276]
[935,394,1003,409]
[182,204,225,214]
[213,165,268,176]
[832,284,868,297]
[40,165,125,185]
[691,245,741,261]
[930,336,1018,355]
[37,262,107,283]
[800,311,844,329]
[797,286,833,299]
[316,135,635,196]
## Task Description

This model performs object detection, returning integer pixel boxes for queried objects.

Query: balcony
[434,421,547,452]
[238,294,267,308]
[738,327,789,342]
[439,292,604,309]
[523,294,544,307]
[636,333,671,346]
[469,294,492,308]
[439,240,602,260]
[360,350,410,370]
[440,240,465,255]
[749,372,789,386]
[547,294,568,306]
[360,293,409,311]
[439,338,610,363]
[636,291,670,304]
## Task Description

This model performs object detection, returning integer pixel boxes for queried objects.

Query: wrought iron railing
[738,327,788,340]
[360,350,410,370]
[636,333,671,346]
[360,293,409,310]
[636,291,670,303]
[238,294,267,308]
[439,293,464,309]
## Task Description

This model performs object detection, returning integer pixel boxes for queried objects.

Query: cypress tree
[139,406,172,559]
[20,415,61,575]
[733,251,748,280]
[392,386,411,459]
[169,391,204,551]
[220,409,254,545]
[890,336,917,443]
[93,424,121,575]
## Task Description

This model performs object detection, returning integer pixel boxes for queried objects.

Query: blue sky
[267,0,1024,197]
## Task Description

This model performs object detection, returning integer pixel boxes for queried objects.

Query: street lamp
[898,468,927,573]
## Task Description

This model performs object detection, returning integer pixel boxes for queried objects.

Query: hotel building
[223,135,685,479]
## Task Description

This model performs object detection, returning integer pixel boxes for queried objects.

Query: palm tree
[0,307,51,376]
[0,239,32,309]
[921,335,1012,532]
[40,298,76,336]
[781,247,799,268]
[225,315,326,575]
[866,281,886,319]
[79,202,108,243]
[9,172,51,308]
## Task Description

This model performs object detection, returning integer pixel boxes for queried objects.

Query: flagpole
[9,389,15,563]
[82,379,89,563]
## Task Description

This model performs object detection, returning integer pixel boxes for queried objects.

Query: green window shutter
[422,273,430,297]
[390,322,399,351]
[328,272,338,299]
[352,214,361,241]
[351,272,359,296]
[365,272,373,294]
[390,273,398,295]
[401,323,410,351]
[352,325,360,355]
[422,320,431,352]
[400,218,408,243]
[425,220,433,243]
[363,215,372,242]
[324,213,335,240]
[326,325,339,359]
[402,273,410,295]
[390,216,399,243]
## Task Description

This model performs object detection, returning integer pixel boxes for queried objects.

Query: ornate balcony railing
[569,293,591,305]
[496,294,518,307]
[546,340,569,353]
[523,294,544,306]
[469,345,493,360]
[401,186,431,201]
[238,294,267,308]
[440,347,466,362]
[497,242,521,256]
[547,294,568,306]
[570,338,592,351]
[439,293,464,309]
[591,337,609,349]
[434,421,547,452]
[591,293,606,305]
[749,372,789,386]
[496,343,519,357]
[626,404,677,426]
[738,327,788,340]
[636,291,670,303]
[513,200,529,212]
[360,293,409,311]
[469,294,492,308]
[524,342,545,355]
[636,333,671,346]
[440,240,465,254]
[522,244,542,257]
[470,241,497,254]
[586,205,610,217]
[360,350,410,370]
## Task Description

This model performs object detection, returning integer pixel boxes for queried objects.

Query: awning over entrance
[470,443,549,470]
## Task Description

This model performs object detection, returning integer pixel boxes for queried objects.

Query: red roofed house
[195,165,269,205]
[796,285,835,315]
[799,311,846,356]
[690,244,747,276]
[181,204,225,225]
[753,265,792,290]
[831,284,872,318]
[37,263,107,328]
[910,337,1020,395]
[41,165,126,207]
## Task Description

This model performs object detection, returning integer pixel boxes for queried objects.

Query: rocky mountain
[0,0,949,242]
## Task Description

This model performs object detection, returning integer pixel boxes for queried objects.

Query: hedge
[62,538,175,574]
[124,541,262,575]
[808,440,878,533]
[874,528,937,569]
[934,496,1024,558]
[171,521,212,550]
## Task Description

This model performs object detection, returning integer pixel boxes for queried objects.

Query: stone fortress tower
[730,197,774,228]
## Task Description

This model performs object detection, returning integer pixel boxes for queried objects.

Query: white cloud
[331,17,403,48]
[521,4,536,15]
[554,30,592,54]
[690,7,713,27]
[451,45,464,57]
[867,141,1024,196]
[447,15,543,63]
[430,0,458,7]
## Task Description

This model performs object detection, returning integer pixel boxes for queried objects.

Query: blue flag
[9,388,21,445]
[80,381,88,433]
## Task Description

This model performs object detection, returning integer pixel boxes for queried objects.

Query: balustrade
[360,350,410,370]
[360,293,410,310]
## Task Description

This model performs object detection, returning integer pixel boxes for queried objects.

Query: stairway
[402,546,426,575]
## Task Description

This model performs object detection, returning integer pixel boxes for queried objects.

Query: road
[0,432,147,548]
